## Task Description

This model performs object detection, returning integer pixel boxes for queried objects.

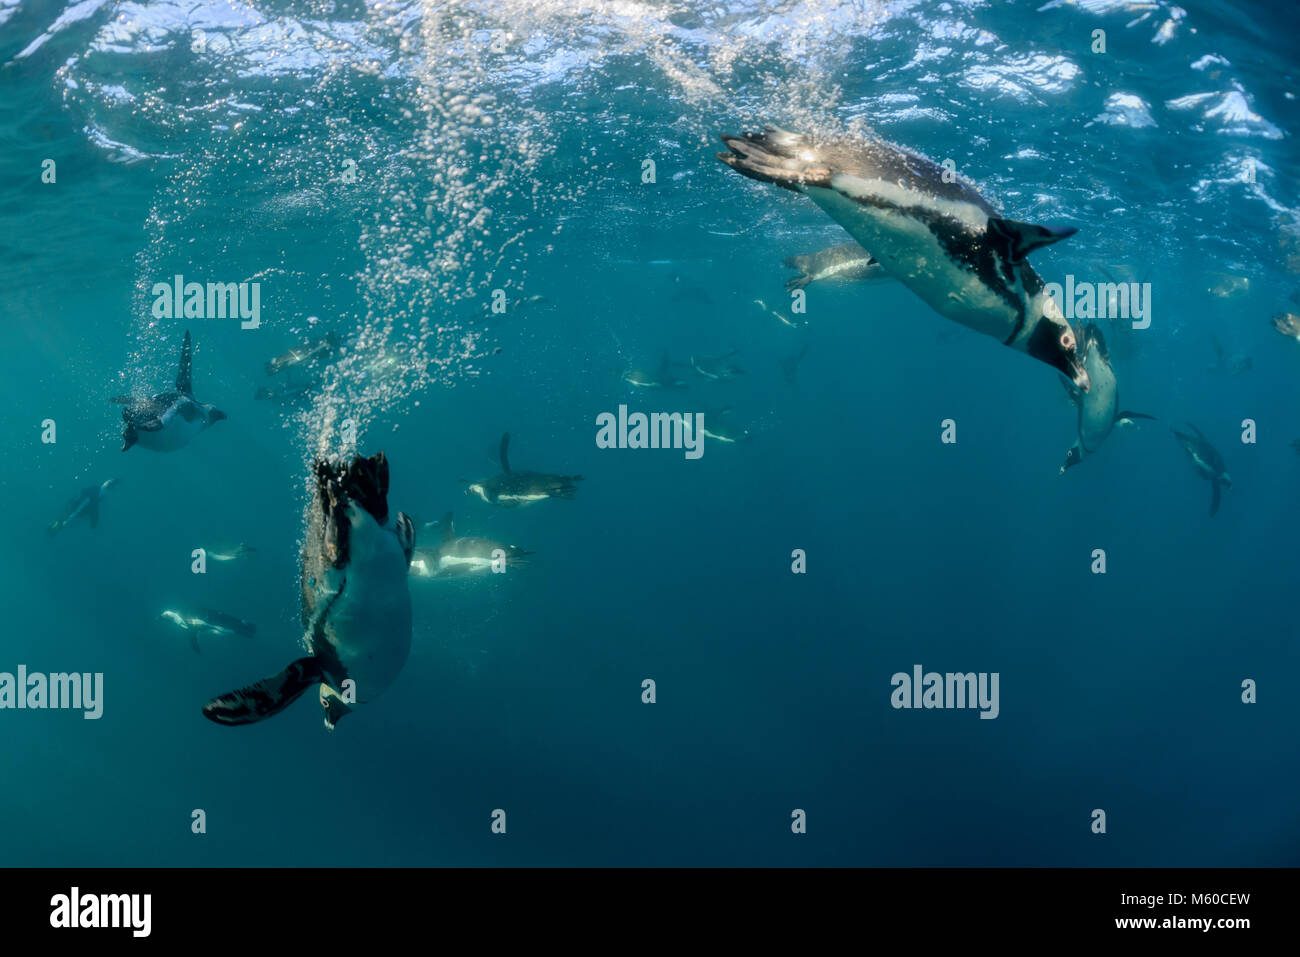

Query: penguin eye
[1060,330,1075,349]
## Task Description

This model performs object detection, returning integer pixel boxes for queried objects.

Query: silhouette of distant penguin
[114,331,226,452]
[1172,424,1232,517]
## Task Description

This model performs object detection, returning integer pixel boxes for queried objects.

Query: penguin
[114,331,226,452]
[205,543,255,562]
[684,408,752,446]
[1060,323,1155,474]
[784,242,889,291]
[47,478,118,536]
[203,452,415,730]
[508,294,547,314]
[254,376,319,404]
[264,332,339,376]
[1271,312,1300,342]
[465,433,583,507]
[160,607,256,654]
[1208,273,1249,299]
[717,127,1089,390]
[1172,424,1232,517]
[689,350,745,380]
[409,512,532,579]
[623,355,688,390]
[1208,334,1252,376]
[752,298,808,329]
[780,342,810,386]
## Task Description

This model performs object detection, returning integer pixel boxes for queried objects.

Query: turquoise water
[2,0,1298,865]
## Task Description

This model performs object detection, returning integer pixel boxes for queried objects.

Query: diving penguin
[160,607,256,654]
[689,350,745,380]
[716,127,1089,390]
[114,330,226,452]
[1208,334,1251,376]
[409,512,533,579]
[1271,312,1300,343]
[264,331,339,376]
[780,342,810,386]
[466,433,583,507]
[1172,424,1232,517]
[783,242,888,291]
[204,543,256,563]
[623,354,688,390]
[202,452,415,730]
[684,407,752,446]
[47,478,118,536]
[1059,323,1155,473]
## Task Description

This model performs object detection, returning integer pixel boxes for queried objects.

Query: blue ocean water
[1,0,1298,866]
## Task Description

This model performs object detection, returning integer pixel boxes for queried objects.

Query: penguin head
[1028,315,1090,393]
[1060,447,1081,474]
[320,686,354,732]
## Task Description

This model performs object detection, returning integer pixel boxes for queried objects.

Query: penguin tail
[47,520,63,537]
[1210,481,1222,518]
[716,128,833,193]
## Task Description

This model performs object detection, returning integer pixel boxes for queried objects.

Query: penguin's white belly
[137,405,205,451]
[319,513,412,702]
[1078,354,1117,454]
[439,554,495,573]
[499,492,548,504]
[807,181,1019,340]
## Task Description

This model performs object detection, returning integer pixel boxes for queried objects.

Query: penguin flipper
[1115,410,1156,423]
[87,499,100,529]
[785,275,812,291]
[499,432,511,473]
[440,512,455,543]
[176,330,193,395]
[1210,481,1222,518]
[202,656,323,725]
